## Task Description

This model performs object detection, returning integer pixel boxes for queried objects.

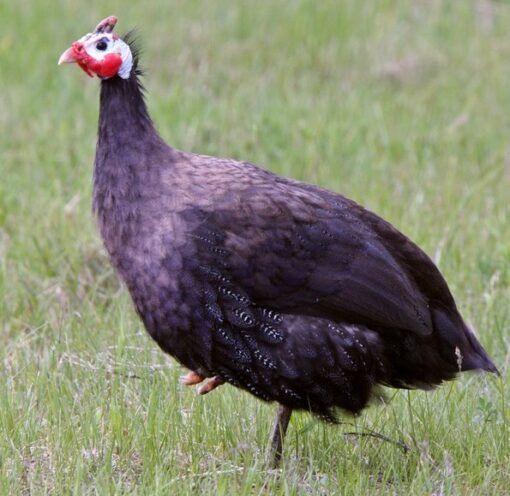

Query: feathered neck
[97,50,157,142]
[96,34,169,152]
[93,38,169,217]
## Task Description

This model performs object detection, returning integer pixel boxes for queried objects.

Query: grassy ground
[1,0,509,493]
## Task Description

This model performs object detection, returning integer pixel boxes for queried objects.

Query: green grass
[1,0,509,493]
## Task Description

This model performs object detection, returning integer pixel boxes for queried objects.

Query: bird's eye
[96,39,108,51]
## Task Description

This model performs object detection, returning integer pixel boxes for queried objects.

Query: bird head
[58,16,133,79]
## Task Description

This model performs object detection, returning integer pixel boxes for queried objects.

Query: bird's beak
[58,47,77,65]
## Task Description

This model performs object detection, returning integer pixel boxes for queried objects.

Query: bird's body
[60,17,497,459]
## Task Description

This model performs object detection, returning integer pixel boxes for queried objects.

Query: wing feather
[180,177,436,336]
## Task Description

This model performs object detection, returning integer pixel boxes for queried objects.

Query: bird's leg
[180,371,224,394]
[181,370,225,394]
[267,404,292,467]
[198,376,224,395]
[180,370,205,386]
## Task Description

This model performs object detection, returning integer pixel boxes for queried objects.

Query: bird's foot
[180,371,224,395]
[180,371,205,386]
[198,376,224,395]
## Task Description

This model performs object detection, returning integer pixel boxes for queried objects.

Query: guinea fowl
[59,17,498,463]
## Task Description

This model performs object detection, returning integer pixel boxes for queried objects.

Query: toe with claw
[198,376,224,395]
[180,371,205,386]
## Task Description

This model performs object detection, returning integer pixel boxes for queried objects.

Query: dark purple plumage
[61,20,497,459]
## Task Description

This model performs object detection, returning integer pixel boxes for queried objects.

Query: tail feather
[463,321,499,375]
[432,307,498,375]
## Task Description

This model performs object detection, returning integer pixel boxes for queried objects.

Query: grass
[1,0,509,493]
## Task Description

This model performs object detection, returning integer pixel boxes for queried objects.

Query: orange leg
[180,371,205,386]
[198,376,224,395]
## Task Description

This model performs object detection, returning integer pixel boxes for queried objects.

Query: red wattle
[96,53,123,78]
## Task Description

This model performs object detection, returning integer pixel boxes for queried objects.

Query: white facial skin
[78,32,133,79]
